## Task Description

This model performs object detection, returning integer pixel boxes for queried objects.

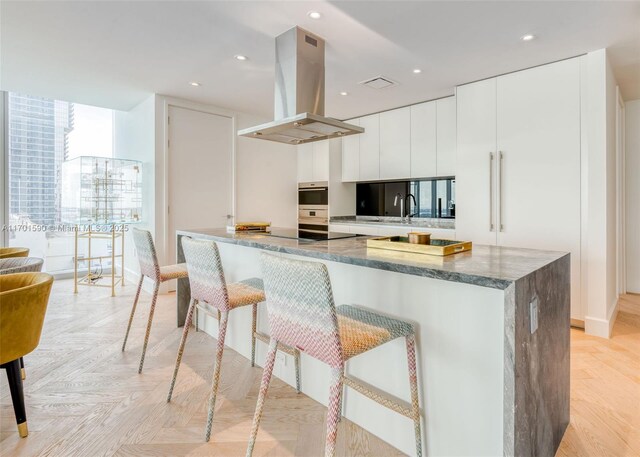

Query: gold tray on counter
[366,237,472,256]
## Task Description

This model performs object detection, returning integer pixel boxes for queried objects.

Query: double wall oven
[298,181,328,233]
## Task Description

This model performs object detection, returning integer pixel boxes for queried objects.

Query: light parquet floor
[0,279,402,457]
[1,280,639,456]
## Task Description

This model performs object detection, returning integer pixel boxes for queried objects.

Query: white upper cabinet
[312,140,330,182]
[410,101,437,178]
[359,114,380,181]
[298,141,329,182]
[436,96,456,177]
[297,143,314,182]
[342,118,360,182]
[380,107,411,180]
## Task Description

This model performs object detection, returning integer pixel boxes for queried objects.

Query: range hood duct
[238,26,363,145]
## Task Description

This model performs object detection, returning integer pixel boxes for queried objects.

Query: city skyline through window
[6,92,115,272]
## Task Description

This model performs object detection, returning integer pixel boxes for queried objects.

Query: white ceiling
[1,1,639,119]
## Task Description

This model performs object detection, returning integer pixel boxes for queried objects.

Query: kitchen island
[176,228,569,457]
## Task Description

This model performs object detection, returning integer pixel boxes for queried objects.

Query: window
[5,92,114,273]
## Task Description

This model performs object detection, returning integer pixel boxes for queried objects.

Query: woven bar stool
[247,253,423,457]
[122,228,188,373]
[167,237,301,442]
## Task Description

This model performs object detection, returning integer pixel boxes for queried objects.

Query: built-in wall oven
[298,182,328,233]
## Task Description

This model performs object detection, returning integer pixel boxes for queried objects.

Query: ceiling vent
[359,76,397,89]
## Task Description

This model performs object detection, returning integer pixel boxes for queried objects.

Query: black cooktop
[265,228,358,241]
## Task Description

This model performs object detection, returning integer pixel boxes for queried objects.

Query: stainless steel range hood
[238,27,363,145]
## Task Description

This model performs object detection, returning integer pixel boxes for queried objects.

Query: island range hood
[238,27,363,145]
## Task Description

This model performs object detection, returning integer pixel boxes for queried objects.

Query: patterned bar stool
[247,253,423,457]
[167,237,301,442]
[122,228,189,373]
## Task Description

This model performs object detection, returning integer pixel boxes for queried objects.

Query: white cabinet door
[312,141,330,182]
[350,224,380,236]
[380,107,411,180]
[342,118,360,182]
[359,114,380,181]
[496,57,582,317]
[297,143,314,182]
[329,224,349,233]
[436,96,456,177]
[455,79,498,246]
[410,101,437,178]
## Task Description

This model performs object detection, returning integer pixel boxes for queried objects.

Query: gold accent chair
[0,247,29,259]
[0,272,54,438]
[0,257,45,381]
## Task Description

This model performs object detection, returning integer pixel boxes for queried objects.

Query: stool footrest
[254,331,300,358]
[342,375,418,420]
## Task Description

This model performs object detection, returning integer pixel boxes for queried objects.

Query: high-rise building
[8,93,74,225]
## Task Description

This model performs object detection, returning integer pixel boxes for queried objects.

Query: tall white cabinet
[456,57,583,319]
[297,141,329,183]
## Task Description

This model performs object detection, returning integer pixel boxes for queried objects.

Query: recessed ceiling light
[235,54,248,61]
[307,11,322,19]
[189,82,201,87]
[521,34,536,42]
[340,91,348,96]
[413,69,422,74]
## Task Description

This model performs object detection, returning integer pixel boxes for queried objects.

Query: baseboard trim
[584,299,619,339]
[607,298,620,336]
[570,318,585,329]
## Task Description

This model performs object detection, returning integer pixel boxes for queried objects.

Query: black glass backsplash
[356,178,455,218]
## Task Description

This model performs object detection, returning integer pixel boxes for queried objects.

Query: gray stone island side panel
[512,254,570,456]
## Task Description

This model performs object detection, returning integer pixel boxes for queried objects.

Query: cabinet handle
[489,152,494,232]
[498,151,504,232]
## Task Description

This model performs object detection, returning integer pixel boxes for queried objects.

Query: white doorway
[167,105,234,266]
[616,88,626,295]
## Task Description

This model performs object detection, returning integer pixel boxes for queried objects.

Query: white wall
[605,55,619,321]
[112,95,297,287]
[626,99,640,293]
[0,92,6,246]
[113,94,156,280]
[235,112,297,228]
[583,49,621,337]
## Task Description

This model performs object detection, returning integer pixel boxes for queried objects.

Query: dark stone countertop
[177,228,569,290]
[330,215,455,230]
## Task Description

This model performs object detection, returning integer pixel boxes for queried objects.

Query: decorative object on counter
[62,156,142,296]
[408,232,431,245]
[226,222,271,233]
[247,253,422,457]
[0,272,53,438]
[169,237,300,443]
[122,228,188,373]
[368,236,472,256]
[0,247,29,259]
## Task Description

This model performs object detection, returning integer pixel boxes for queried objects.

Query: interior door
[455,78,498,245]
[496,58,581,318]
[168,106,233,266]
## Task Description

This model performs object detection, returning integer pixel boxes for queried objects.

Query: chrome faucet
[405,193,417,223]
[394,193,404,221]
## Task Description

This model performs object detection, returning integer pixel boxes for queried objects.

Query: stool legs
[2,359,28,437]
[406,334,423,457]
[246,338,278,457]
[19,357,25,380]
[167,298,197,402]
[325,366,344,457]
[204,310,229,442]
[122,274,144,352]
[251,303,257,367]
[138,281,160,374]
[293,349,301,394]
